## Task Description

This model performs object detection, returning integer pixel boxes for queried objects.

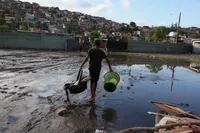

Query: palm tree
[146,64,163,74]
[147,26,167,41]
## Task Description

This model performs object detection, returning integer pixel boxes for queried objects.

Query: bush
[88,30,100,41]
[0,25,10,31]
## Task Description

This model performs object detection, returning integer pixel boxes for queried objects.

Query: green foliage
[0,25,9,31]
[130,21,136,27]
[0,25,9,29]
[67,28,72,34]
[0,18,6,25]
[88,30,100,41]
[36,21,41,29]
[35,21,48,30]
[148,26,167,41]
[145,64,163,74]
[21,22,29,30]
[170,23,177,31]
[29,22,34,28]
[1,13,5,18]
[8,21,20,30]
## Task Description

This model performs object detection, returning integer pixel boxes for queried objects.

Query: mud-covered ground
[0,50,98,133]
[0,49,200,133]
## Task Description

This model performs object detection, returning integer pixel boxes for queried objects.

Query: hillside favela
[0,0,200,133]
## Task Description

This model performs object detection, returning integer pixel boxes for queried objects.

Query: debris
[0,91,7,94]
[178,103,190,107]
[150,101,200,120]
[127,87,131,90]
[9,92,16,95]
[139,76,145,79]
[19,86,26,90]
[2,88,9,90]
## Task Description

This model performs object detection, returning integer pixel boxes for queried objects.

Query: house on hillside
[78,16,92,30]
[5,15,15,23]
[25,13,35,21]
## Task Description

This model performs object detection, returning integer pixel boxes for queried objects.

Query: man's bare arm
[80,55,89,68]
[105,57,112,71]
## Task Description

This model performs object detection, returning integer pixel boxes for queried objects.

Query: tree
[8,21,20,30]
[0,25,9,31]
[143,26,150,29]
[40,23,48,30]
[170,23,177,31]
[29,22,34,28]
[130,21,136,27]
[36,21,41,29]
[147,26,167,41]
[1,13,5,18]
[88,30,100,41]
[21,21,29,30]
[0,18,6,25]
[145,64,163,74]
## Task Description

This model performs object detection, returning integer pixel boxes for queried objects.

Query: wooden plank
[150,101,200,120]
[150,101,177,107]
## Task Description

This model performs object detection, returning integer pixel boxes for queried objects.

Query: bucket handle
[76,69,83,84]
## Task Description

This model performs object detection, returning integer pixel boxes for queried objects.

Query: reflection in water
[88,106,118,132]
[190,63,200,73]
[169,65,176,91]
[102,108,118,123]
[145,64,163,74]
[89,106,118,123]
[145,64,177,91]
[89,106,97,121]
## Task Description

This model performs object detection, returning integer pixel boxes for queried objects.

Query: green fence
[128,40,192,53]
[0,32,79,51]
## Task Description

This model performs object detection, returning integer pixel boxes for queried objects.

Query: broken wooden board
[155,128,193,133]
[150,101,200,120]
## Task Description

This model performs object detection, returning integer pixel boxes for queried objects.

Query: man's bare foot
[89,98,95,104]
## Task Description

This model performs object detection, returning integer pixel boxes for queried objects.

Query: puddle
[7,115,19,124]
[89,55,200,131]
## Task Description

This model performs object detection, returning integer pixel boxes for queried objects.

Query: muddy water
[0,50,200,133]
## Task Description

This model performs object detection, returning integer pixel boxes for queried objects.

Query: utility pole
[176,12,181,43]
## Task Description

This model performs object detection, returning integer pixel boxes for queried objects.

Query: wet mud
[0,49,200,133]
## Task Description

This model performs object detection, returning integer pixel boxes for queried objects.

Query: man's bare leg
[90,82,97,103]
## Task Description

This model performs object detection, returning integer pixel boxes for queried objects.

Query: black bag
[64,69,88,104]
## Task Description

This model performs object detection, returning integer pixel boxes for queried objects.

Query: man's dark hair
[94,39,101,47]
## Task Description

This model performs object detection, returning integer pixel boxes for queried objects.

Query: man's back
[88,48,107,70]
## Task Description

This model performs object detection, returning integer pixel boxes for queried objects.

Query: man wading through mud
[80,39,112,103]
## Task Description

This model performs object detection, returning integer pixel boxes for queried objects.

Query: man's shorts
[89,68,101,83]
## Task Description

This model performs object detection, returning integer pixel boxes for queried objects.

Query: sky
[21,0,200,27]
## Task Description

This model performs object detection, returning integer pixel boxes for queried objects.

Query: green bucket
[104,71,120,92]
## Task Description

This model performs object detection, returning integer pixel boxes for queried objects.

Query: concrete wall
[0,32,79,51]
[193,41,200,54]
[128,40,192,53]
